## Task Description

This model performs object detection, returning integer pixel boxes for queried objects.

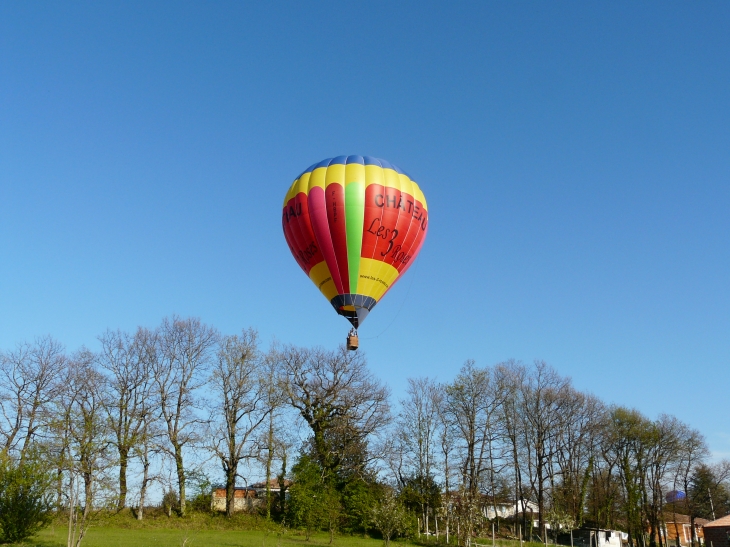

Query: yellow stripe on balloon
[382,167,401,192]
[308,166,327,192]
[324,162,345,187]
[345,162,365,186]
[355,257,382,298]
[398,172,414,201]
[295,171,311,197]
[364,164,385,187]
[413,184,428,211]
[283,171,311,206]
[356,258,400,301]
[284,164,426,209]
[283,178,297,206]
[308,260,338,301]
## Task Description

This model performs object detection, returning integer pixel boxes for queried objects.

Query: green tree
[372,488,412,546]
[0,451,54,544]
[603,407,654,547]
[689,463,730,521]
[340,476,382,533]
[287,454,341,541]
[398,473,441,524]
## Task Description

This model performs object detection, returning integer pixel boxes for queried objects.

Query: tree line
[0,316,727,547]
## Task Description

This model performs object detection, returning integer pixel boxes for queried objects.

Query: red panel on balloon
[324,183,350,293]
[308,186,345,294]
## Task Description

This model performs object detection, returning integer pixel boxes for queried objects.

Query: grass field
[14,527,422,547]
[12,527,551,547]
[7,512,551,547]
[23,527,374,547]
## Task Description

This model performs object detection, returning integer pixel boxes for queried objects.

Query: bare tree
[552,389,605,527]
[278,344,391,480]
[255,345,290,519]
[131,408,163,520]
[0,335,66,457]
[495,360,531,533]
[672,424,708,547]
[54,349,114,547]
[394,377,443,533]
[436,381,457,544]
[97,327,155,509]
[396,377,441,485]
[207,329,272,517]
[152,316,217,516]
[642,415,683,547]
[444,359,506,540]
[517,361,572,533]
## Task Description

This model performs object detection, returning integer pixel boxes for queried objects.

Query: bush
[0,452,54,543]
[161,489,179,517]
[186,470,212,513]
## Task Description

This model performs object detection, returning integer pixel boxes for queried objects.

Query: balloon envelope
[282,156,428,327]
[666,490,686,503]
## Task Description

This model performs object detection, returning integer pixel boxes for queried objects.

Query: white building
[482,499,540,520]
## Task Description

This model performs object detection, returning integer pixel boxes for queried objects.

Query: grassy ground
[10,528,553,547]
[13,528,398,547]
[6,511,553,547]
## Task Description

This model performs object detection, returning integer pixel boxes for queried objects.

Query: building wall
[211,489,262,513]
[704,527,730,547]
[663,521,707,546]
[574,529,624,547]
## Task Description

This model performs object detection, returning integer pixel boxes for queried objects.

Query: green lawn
[7,511,551,547]
[10,527,553,547]
[14,527,398,547]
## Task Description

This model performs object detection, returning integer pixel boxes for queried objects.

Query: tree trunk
[118,447,129,510]
[175,446,186,516]
[56,466,65,509]
[83,469,94,515]
[67,476,76,547]
[225,463,237,518]
[138,453,150,520]
[537,451,545,533]
[278,452,288,515]
[265,415,274,519]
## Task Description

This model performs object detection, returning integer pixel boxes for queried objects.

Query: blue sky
[1,2,728,456]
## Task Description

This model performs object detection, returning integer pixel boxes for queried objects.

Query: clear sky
[1,2,728,457]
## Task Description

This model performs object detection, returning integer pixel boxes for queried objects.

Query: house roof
[705,515,730,528]
[663,514,711,526]
[212,487,257,498]
[249,478,293,489]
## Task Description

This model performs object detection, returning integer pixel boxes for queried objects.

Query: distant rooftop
[705,515,730,528]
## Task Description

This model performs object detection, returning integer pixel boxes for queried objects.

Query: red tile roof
[705,515,730,528]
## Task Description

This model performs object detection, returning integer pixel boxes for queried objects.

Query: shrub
[161,489,179,517]
[0,452,54,543]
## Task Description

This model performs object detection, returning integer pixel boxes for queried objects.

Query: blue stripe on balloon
[296,156,414,182]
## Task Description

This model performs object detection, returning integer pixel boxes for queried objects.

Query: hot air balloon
[666,490,686,504]
[282,156,428,349]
